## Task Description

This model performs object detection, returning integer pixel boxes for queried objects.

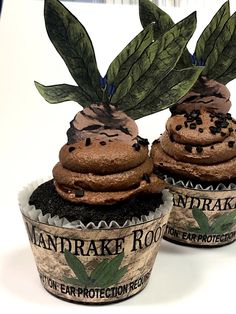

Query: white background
[0,0,235,313]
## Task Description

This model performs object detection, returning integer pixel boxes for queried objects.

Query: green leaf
[210,210,236,233]
[121,67,197,118]
[202,11,236,78]
[90,260,109,283]
[64,249,91,286]
[34,81,91,106]
[111,12,197,107]
[139,0,173,37]
[44,0,102,104]
[195,1,230,64]
[192,207,210,233]
[139,0,192,68]
[94,252,126,288]
[106,23,154,87]
[102,266,128,288]
[63,276,85,286]
[123,66,203,119]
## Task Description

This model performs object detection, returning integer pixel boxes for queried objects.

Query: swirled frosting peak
[53,104,163,205]
[171,77,231,115]
[151,109,236,182]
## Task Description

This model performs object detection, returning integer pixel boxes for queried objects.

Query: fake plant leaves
[111,12,197,116]
[139,0,192,68]
[92,252,128,288]
[34,82,91,106]
[106,23,154,89]
[195,1,230,66]
[64,249,92,286]
[192,207,210,233]
[202,10,236,82]
[63,250,127,288]
[204,12,236,84]
[210,210,236,233]
[44,0,102,105]
[124,66,203,120]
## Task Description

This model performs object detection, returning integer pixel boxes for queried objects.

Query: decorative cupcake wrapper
[18,178,173,230]
[161,174,236,247]
[19,178,172,304]
[162,173,236,191]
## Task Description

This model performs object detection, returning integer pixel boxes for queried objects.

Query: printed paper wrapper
[162,175,236,247]
[18,180,172,304]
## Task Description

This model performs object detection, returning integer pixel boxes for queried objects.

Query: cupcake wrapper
[18,178,173,230]
[19,179,173,304]
[161,174,236,247]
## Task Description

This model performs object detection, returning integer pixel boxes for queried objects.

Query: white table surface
[0,0,235,313]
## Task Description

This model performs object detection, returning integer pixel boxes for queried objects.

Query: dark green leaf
[64,249,91,286]
[100,266,128,288]
[192,207,210,233]
[205,12,236,83]
[111,12,197,107]
[94,252,126,288]
[34,81,91,106]
[106,23,154,87]
[90,260,109,283]
[120,66,203,120]
[202,11,236,77]
[195,1,230,64]
[63,276,87,286]
[139,0,192,68]
[44,0,102,103]
[139,0,173,36]
[210,210,236,233]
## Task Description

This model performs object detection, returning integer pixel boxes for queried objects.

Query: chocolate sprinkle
[184,121,188,128]
[85,138,91,146]
[142,173,151,183]
[152,139,160,145]
[196,118,202,125]
[99,141,106,146]
[75,189,84,197]
[199,128,204,133]
[170,134,174,142]
[196,146,203,153]
[190,123,196,129]
[221,131,226,137]
[229,127,233,133]
[68,147,75,152]
[184,144,192,153]
[228,141,235,148]
[132,143,141,151]
[137,136,149,146]
[176,125,182,131]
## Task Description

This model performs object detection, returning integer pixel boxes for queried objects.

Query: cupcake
[142,0,236,247]
[19,0,201,304]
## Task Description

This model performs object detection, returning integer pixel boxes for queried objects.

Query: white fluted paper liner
[161,173,236,191]
[18,178,173,230]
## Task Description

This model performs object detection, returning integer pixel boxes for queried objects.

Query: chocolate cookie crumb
[196,146,203,153]
[199,128,204,133]
[184,144,192,153]
[75,189,84,197]
[176,125,182,131]
[85,138,91,146]
[190,123,196,129]
[132,143,141,151]
[228,141,235,148]
[68,147,75,152]
[142,173,151,183]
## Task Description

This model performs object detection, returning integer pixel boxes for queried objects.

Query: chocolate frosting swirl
[53,104,162,205]
[151,109,236,182]
[171,77,231,115]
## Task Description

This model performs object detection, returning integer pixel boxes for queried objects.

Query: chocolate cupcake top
[151,106,236,182]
